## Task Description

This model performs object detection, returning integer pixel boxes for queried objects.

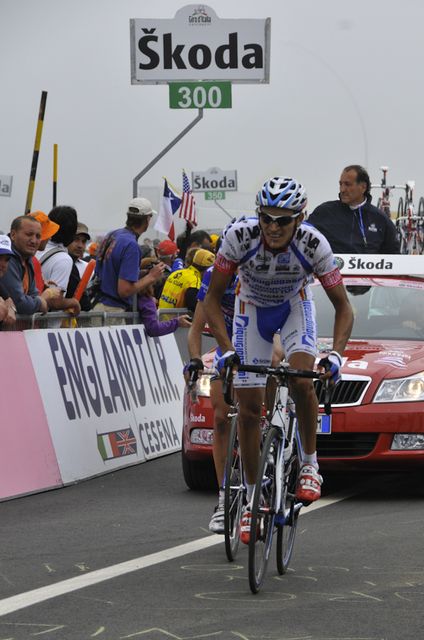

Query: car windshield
[313,278,424,340]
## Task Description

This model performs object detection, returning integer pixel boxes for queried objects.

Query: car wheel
[181,447,218,491]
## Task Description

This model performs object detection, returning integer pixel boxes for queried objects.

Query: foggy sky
[1,0,423,237]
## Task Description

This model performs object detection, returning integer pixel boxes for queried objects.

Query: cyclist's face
[339,170,367,206]
[259,207,303,250]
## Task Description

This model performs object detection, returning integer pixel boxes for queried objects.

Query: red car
[182,256,424,489]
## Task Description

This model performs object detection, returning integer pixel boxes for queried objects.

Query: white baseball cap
[0,234,13,257]
[127,197,157,217]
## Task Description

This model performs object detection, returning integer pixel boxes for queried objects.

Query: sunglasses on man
[257,208,301,227]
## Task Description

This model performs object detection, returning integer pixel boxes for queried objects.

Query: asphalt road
[0,453,423,640]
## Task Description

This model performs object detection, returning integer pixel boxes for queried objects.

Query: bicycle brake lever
[323,380,332,415]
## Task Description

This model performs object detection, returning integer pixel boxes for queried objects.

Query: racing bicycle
[371,166,403,219]
[396,181,424,254]
[223,362,331,593]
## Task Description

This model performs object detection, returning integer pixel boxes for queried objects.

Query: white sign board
[25,326,185,483]
[0,175,13,197]
[130,4,270,84]
[192,167,237,192]
[335,254,424,275]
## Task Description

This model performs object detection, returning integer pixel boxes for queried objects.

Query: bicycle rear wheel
[248,426,278,593]
[276,440,300,574]
[224,413,245,562]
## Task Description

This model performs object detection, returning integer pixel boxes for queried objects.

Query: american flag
[179,170,197,226]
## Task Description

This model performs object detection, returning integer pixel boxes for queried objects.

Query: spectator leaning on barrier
[308,164,400,254]
[0,234,17,327]
[158,248,215,318]
[28,211,60,293]
[137,264,191,337]
[1,216,61,315]
[66,221,92,311]
[36,206,81,315]
[93,197,166,318]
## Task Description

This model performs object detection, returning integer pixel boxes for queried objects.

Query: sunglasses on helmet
[257,208,301,227]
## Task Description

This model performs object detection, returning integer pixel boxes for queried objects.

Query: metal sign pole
[132,109,203,197]
[214,198,233,220]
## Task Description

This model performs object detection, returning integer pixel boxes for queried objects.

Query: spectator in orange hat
[28,210,60,293]
[36,206,81,315]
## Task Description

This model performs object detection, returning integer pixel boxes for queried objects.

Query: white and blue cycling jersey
[214,215,342,387]
[197,266,238,339]
[215,215,341,307]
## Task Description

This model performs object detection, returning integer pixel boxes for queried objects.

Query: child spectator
[137,265,191,336]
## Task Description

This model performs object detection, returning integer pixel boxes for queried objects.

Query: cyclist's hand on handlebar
[183,358,204,384]
[217,350,240,375]
[318,350,342,386]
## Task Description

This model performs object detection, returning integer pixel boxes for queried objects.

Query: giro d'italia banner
[25,325,185,484]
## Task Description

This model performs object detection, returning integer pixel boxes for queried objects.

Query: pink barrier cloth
[0,333,62,500]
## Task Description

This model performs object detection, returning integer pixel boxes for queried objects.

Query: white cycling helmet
[256,176,307,212]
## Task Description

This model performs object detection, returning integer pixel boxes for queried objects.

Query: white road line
[0,490,355,617]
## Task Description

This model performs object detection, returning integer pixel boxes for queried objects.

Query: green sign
[169,82,232,109]
[205,191,226,201]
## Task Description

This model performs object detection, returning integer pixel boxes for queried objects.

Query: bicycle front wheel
[276,440,300,574]
[248,426,278,594]
[224,413,245,562]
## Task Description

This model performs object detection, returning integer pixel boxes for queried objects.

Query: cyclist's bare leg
[235,386,263,486]
[265,334,284,414]
[210,379,232,486]
[288,351,318,455]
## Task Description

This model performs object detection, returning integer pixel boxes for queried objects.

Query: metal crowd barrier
[2,308,191,332]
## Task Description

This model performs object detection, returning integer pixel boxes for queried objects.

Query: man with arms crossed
[204,176,353,543]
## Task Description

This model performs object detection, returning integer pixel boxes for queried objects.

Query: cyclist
[184,240,238,534]
[203,176,354,543]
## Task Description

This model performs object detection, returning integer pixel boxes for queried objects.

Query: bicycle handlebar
[222,363,334,415]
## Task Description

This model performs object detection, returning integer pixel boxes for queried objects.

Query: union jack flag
[97,427,137,461]
[179,170,197,227]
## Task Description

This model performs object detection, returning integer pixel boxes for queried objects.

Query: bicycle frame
[266,383,300,525]
[371,166,404,219]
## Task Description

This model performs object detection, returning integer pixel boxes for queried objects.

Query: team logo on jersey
[256,264,270,272]
[368,223,378,232]
[277,253,291,264]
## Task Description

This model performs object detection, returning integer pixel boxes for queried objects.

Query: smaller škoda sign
[192,167,237,192]
[130,5,270,84]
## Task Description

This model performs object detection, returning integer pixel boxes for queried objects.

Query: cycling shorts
[232,294,317,388]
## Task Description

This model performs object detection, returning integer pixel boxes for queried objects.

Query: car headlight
[374,371,424,403]
[391,434,424,450]
[196,373,212,397]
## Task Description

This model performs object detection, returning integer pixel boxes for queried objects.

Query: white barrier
[0,326,185,500]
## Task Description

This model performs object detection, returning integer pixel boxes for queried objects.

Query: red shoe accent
[240,508,252,545]
[295,464,323,503]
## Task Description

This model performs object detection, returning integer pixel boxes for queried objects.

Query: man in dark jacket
[308,165,400,254]
[1,216,61,315]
